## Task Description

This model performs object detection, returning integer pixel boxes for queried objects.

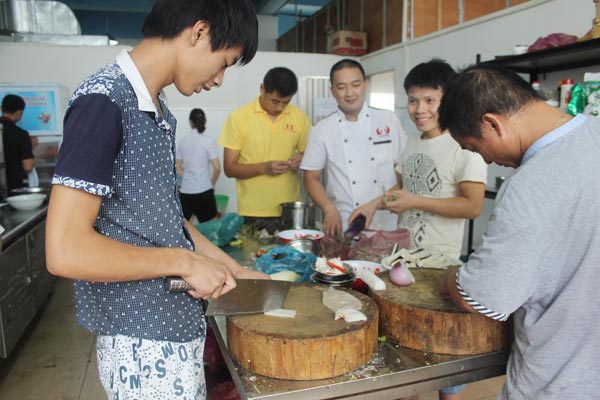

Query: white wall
[0,42,123,107]
[360,0,594,252]
[257,15,278,52]
[0,42,343,212]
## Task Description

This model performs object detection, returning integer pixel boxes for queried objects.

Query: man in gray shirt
[438,65,600,399]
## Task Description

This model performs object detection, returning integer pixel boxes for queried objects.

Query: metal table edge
[207,315,509,400]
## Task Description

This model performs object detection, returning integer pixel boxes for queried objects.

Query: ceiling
[57,0,329,42]
[59,0,329,14]
[252,0,330,16]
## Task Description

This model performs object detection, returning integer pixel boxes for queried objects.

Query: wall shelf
[477,37,600,82]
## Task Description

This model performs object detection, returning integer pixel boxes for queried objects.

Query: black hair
[189,108,206,133]
[263,67,298,97]
[403,58,457,93]
[329,59,366,83]
[439,64,541,139]
[1,94,25,114]
[142,0,258,66]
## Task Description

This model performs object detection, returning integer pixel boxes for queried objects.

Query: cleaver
[164,277,291,316]
[205,279,292,316]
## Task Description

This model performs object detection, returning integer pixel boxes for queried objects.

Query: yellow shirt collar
[252,96,292,117]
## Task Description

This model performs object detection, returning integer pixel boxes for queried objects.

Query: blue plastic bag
[253,246,316,283]
[195,213,244,247]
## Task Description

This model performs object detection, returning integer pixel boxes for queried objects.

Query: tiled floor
[0,278,104,400]
[0,278,505,400]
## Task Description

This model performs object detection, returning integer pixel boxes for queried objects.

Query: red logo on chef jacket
[375,125,391,137]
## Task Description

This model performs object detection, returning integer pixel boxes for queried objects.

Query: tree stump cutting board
[369,268,509,355]
[227,283,378,380]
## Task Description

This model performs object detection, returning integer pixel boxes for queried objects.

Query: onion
[389,260,415,286]
[269,270,300,282]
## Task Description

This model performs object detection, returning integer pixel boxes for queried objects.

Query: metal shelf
[477,37,600,82]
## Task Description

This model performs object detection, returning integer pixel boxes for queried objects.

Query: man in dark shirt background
[0,94,35,193]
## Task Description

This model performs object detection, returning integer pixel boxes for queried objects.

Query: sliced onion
[389,261,415,286]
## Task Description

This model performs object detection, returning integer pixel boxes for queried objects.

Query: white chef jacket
[301,104,406,231]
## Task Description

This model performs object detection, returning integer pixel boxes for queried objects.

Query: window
[369,70,395,111]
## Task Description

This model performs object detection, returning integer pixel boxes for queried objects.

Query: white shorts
[96,334,206,400]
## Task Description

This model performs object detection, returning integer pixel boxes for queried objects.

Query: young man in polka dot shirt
[46,1,268,399]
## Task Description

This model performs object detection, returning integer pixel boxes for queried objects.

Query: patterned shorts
[96,334,206,400]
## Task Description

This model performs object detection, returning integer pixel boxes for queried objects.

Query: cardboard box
[327,30,368,55]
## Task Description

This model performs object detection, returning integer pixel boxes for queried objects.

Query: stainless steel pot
[285,238,320,256]
[280,201,316,229]
[495,176,507,190]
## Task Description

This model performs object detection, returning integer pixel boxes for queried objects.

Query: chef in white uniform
[301,59,406,237]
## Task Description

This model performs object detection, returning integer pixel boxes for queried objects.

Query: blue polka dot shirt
[53,50,205,342]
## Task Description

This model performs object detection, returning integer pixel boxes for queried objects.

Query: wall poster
[0,83,62,136]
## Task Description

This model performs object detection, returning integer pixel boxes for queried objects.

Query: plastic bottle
[531,81,546,100]
[542,82,560,107]
[559,79,575,111]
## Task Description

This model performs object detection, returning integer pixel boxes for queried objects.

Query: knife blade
[205,279,291,316]
[164,277,292,316]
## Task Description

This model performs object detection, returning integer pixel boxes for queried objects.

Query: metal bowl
[311,262,355,283]
[311,273,355,288]
[285,238,320,256]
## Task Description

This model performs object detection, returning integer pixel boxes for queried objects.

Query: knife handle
[165,277,192,292]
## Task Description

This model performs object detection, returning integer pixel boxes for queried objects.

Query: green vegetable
[382,185,397,205]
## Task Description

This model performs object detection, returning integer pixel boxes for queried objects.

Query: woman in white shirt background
[176,108,221,222]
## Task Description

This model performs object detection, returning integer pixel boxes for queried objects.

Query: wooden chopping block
[369,268,509,355]
[227,283,378,380]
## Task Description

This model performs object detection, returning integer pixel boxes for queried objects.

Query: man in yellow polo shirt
[219,67,311,233]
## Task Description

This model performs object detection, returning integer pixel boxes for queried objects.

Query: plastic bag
[203,325,225,374]
[253,246,316,283]
[568,81,600,118]
[195,213,244,247]
[527,33,577,52]
[208,381,240,400]
[348,228,411,262]
[320,236,351,259]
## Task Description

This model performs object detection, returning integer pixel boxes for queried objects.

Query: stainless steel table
[0,203,48,250]
[210,234,509,399]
